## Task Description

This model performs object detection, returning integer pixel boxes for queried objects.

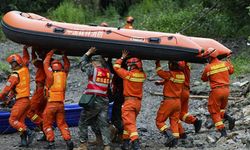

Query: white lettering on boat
[130,37,145,42]
[65,30,104,38]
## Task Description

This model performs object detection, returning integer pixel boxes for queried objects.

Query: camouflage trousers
[78,95,111,145]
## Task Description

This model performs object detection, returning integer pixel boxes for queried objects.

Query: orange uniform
[201,58,234,130]
[43,50,71,142]
[26,49,46,127]
[155,62,185,138]
[179,62,197,124]
[124,23,133,29]
[113,58,146,142]
[0,49,30,133]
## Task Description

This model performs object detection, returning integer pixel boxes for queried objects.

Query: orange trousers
[27,87,46,126]
[155,99,181,138]
[208,87,229,130]
[43,102,71,142]
[180,87,197,124]
[122,99,141,141]
[9,97,30,132]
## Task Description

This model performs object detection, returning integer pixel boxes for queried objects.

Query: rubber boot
[224,113,235,130]
[77,142,87,150]
[194,119,202,133]
[179,132,187,139]
[163,130,175,147]
[219,128,227,137]
[25,128,36,145]
[44,141,56,149]
[131,139,141,150]
[103,145,111,150]
[88,134,103,146]
[66,140,74,150]
[169,138,178,148]
[37,132,46,141]
[121,139,130,150]
[19,133,28,147]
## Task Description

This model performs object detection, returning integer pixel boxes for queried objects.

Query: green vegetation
[232,48,250,75]
[0,61,10,74]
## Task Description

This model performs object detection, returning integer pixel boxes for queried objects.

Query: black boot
[194,119,202,133]
[163,130,175,147]
[66,140,74,150]
[19,133,28,147]
[224,113,235,130]
[44,141,56,149]
[131,139,141,150]
[179,132,187,139]
[25,128,36,145]
[169,138,178,148]
[121,139,130,150]
[219,128,227,137]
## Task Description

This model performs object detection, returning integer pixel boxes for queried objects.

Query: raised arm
[201,65,209,82]
[113,50,130,79]
[22,45,30,66]
[155,60,171,80]
[43,50,54,87]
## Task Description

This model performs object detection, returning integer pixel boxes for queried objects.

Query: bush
[48,0,91,24]
[232,47,250,75]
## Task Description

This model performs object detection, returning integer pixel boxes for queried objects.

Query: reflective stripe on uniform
[113,64,121,68]
[31,114,39,121]
[170,77,185,83]
[85,89,107,94]
[156,67,162,72]
[130,132,138,138]
[220,109,225,112]
[123,130,129,135]
[18,128,23,132]
[182,113,189,121]
[207,63,229,76]
[173,133,179,137]
[215,121,224,127]
[160,125,167,132]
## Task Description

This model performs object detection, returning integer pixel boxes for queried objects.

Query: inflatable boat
[0,103,113,134]
[1,11,231,63]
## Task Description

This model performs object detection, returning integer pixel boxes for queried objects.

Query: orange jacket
[156,63,185,98]
[201,58,234,89]
[44,50,70,101]
[113,58,146,99]
[13,67,30,99]
[48,72,67,102]
[124,23,133,29]
[0,74,19,100]
[32,49,46,85]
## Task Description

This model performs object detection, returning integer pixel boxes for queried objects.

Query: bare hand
[122,50,129,59]
[86,47,97,56]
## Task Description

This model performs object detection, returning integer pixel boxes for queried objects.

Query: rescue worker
[26,47,46,139]
[201,48,235,138]
[100,22,109,27]
[77,47,112,150]
[0,46,35,147]
[124,16,134,29]
[43,49,74,150]
[178,61,202,136]
[155,60,185,147]
[113,50,146,150]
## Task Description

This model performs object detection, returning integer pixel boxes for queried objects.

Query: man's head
[6,54,23,70]
[51,59,63,71]
[126,16,134,24]
[100,22,109,27]
[168,61,182,71]
[126,57,142,71]
[206,47,218,62]
[91,55,106,67]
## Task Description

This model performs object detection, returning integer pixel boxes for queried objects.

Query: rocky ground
[0,40,250,150]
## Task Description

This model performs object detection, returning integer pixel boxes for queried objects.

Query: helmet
[51,59,63,71]
[100,22,108,27]
[177,61,185,69]
[126,57,142,70]
[207,47,218,58]
[126,16,134,23]
[6,54,23,65]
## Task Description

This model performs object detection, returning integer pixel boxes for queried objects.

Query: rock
[242,105,250,117]
[194,81,201,86]
[206,135,216,143]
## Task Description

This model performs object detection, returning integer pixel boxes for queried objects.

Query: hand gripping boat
[1,11,231,63]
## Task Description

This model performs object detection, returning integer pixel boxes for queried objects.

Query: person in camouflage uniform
[77,47,112,150]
